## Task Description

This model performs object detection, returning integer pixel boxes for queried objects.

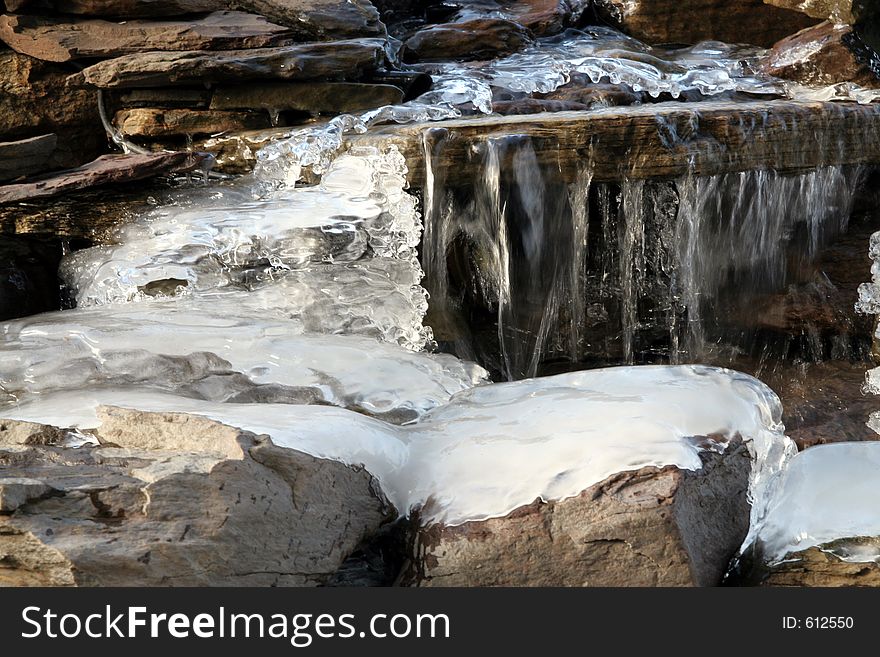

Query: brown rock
[492,98,593,115]
[499,0,591,37]
[749,540,880,586]
[764,0,858,24]
[188,126,294,173]
[540,78,644,106]
[765,21,880,87]
[0,134,57,182]
[116,87,212,109]
[593,0,819,47]
[0,12,295,63]
[115,107,270,137]
[0,409,393,586]
[403,441,751,586]
[3,0,221,15]
[232,0,385,39]
[79,39,386,88]
[0,51,105,169]
[0,152,210,205]
[211,81,404,114]
[401,18,533,63]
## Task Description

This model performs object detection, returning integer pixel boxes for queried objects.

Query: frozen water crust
[0,365,792,526]
[744,443,880,564]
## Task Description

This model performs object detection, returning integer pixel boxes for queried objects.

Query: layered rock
[114,107,270,137]
[765,21,880,87]
[0,12,296,63]
[593,0,819,47]
[404,442,752,587]
[0,134,57,181]
[755,542,880,586]
[210,81,404,114]
[3,1,220,14]
[0,409,393,586]
[401,18,533,63]
[78,39,386,88]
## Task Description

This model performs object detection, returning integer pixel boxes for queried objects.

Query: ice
[0,305,485,422]
[744,443,880,564]
[0,365,792,526]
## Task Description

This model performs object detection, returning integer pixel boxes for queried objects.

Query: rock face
[0,52,105,169]
[79,39,386,88]
[0,152,210,205]
[114,107,270,137]
[765,22,880,87]
[0,12,295,63]
[403,441,751,587]
[593,0,819,47]
[0,134,57,182]
[401,18,533,63]
[0,408,393,586]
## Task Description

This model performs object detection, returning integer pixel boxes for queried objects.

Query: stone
[0,134,57,182]
[401,18,533,63]
[499,0,591,37]
[3,1,221,15]
[756,542,880,586]
[0,235,63,321]
[231,0,385,39]
[0,51,105,169]
[403,441,751,587]
[0,152,210,205]
[0,409,394,586]
[593,0,819,47]
[114,108,270,137]
[78,39,386,88]
[210,81,404,114]
[116,87,212,109]
[189,126,293,173]
[763,0,860,24]
[0,13,295,63]
[765,21,880,87]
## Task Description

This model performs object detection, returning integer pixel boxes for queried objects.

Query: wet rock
[0,51,106,169]
[0,12,295,63]
[232,0,385,39]
[0,235,63,320]
[0,134,57,182]
[188,126,294,173]
[403,441,751,587]
[539,77,644,106]
[763,0,860,24]
[765,22,880,87]
[0,152,210,205]
[0,409,394,586]
[498,0,592,37]
[78,39,386,88]
[3,0,220,15]
[593,0,819,47]
[211,81,404,115]
[115,108,270,137]
[756,542,880,586]
[401,18,533,63]
[492,98,594,115]
[116,87,212,109]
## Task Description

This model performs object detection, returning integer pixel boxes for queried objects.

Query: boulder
[0,51,105,169]
[0,12,295,63]
[114,108,270,137]
[0,134,57,182]
[78,39,387,88]
[210,81,404,114]
[403,441,751,587]
[0,152,211,205]
[593,0,819,47]
[765,21,880,87]
[401,18,533,63]
[0,408,394,586]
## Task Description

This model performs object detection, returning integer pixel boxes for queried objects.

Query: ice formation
[744,443,880,564]
[0,365,791,526]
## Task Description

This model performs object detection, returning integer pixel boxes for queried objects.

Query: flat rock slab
[115,108,270,137]
[0,409,393,586]
[347,100,880,186]
[211,81,404,114]
[0,152,209,205]
[401,18,533,63]
[0,12,295,63]
[78,38,386,88]
[0,134,57,182]
[403,442,751,586]
[3,1,220,15]
[593,0,819,47]
[233,0,384,39]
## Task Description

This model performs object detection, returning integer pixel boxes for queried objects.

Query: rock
[0,51,106,169]
[593,0,819,47]
[763,0,860,24]
[499,0,591,37]
[403,441,751,586]
[115,108,270,137]
[0,235,63,320]
[79,39,387,88]
[0,134,57,182]
[0,12,295,63]
[401,18,533,63]
[0,152,210,205]
[765,21,880,87]
[539,78,644,106]
[0,409,394,586]
[756,542,880,586]
[492,98,594,115]
[3,1,220,15]
[188,126,294,173]
[231,0,385,39]
[210,81,404,115]
[116,87,212,109]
